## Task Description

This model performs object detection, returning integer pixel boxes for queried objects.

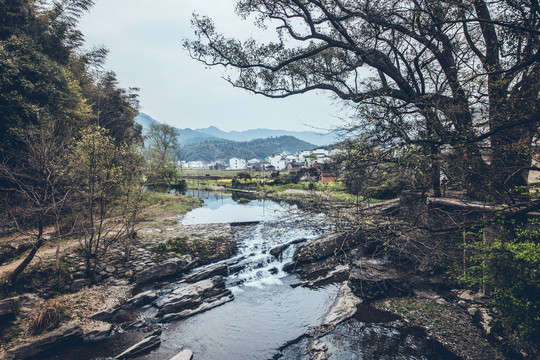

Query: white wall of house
[229,157,247,170]
[267,154,288,170]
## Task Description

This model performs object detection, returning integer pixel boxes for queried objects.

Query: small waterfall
[227,218,325,290]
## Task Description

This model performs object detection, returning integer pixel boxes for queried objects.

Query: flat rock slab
[161,293,234,323]
[134,255,197,284]
[291,265,350,288]
[83,323,114,343]
[321,282,362,329]
[114,334,161,359]
[123,290,158,309]
[169,349,193,360]
[5,321,83,360]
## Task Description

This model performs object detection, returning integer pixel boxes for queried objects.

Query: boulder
[0,297,18,321]
[169,349,193,360]
[183,263,228,283]
[348,258,411,300]
[5,321,83,360]
[308,339,330,360]
[114,334,161,359]
[134,256,197,284]
[270,244,288,259]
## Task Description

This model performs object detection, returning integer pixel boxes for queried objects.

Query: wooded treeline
[0,0,181,285]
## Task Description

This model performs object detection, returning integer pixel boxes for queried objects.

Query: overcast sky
[78,0,345,132]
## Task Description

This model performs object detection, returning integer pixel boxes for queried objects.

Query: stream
[49,191,457,359]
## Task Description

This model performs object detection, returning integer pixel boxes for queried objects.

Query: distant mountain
[183,136,317,162]
[196,127,338,146]
[135,113,160,135]
[135,113,338,146]
[134,113,329,161]
[175,128,224,146]
[135,113,222,145]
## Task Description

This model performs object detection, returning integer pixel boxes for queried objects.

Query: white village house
[229,157,247,170]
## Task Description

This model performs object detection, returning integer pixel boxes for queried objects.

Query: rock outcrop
[0,293,43,326]
[293,233,362,266]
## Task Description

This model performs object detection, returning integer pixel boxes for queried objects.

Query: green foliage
[151,236,213,260]
[146,123,180,191]
[461,217,540,350]
[67,126,145,274]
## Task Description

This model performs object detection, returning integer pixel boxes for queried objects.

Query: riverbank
[0,192,215,357]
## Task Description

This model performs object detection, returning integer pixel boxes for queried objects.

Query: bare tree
[0,118,72,285]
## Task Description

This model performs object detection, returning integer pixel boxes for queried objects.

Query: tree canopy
[185,0,539,200]
[0,0,144,282]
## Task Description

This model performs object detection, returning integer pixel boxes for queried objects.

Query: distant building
[186,161,206,168]
[229,157,247,170]
[267,153,288,170]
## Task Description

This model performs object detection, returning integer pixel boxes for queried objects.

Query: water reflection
[181,191,295,225]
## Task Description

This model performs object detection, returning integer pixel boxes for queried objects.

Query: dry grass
[28,299,68,336]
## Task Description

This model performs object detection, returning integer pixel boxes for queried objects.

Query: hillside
[183,136,317,162]
[195,126,338,146]
[135,113,338,146]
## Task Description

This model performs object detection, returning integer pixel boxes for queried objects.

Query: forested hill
[183,136,316,162]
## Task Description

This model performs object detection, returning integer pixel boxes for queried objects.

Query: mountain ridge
[135,113,337,146]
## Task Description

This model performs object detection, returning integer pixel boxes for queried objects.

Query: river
[50,191,457,359]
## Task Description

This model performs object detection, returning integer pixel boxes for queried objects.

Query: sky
[77,0,345,132]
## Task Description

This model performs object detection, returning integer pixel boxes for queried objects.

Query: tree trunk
[9,216,44,285]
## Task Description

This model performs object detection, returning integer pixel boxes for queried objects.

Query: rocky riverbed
[0,192,511,360]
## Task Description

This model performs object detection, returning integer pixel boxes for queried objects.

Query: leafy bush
[462,217,540,354]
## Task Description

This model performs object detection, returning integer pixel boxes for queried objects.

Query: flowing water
[48,191,457,359]
[139,192,339,359]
